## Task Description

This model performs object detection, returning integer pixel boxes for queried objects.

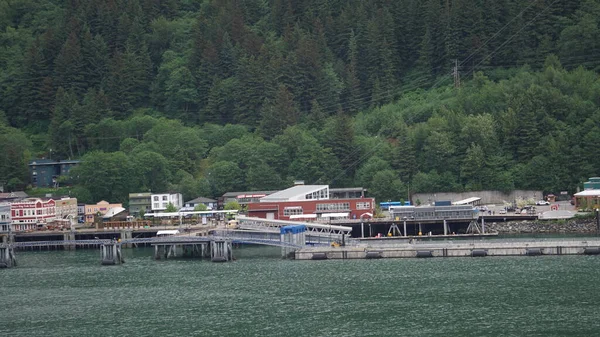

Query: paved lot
[483,201,575,216]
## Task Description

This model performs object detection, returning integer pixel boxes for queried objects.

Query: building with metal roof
[573,189,600,210]
[259,185,329,202]
[452,197,481,206]
[247,184,373,221]
[583,177,600,190]
[219,190,279,209]
[181,197,218,211]
[329,187,366,199]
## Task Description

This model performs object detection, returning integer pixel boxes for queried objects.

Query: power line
[314,0,563,187]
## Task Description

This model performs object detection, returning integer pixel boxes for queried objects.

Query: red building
[10,198,56,232]
[247,185,374,221]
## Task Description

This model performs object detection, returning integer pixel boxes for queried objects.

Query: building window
[356,202,370,210]
[154,196,159,201]
[153,203,159,209]
[162,196,168,201]
[316,203,350,211]
[283,207,303,216]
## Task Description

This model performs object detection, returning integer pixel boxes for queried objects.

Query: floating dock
[295,239,600,260]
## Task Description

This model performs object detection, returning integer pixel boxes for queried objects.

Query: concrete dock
[295,238,600,260]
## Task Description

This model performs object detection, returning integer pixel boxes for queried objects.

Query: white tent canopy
[289,214,318,219]
[319,212,350,218]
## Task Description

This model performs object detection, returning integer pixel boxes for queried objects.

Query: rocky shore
[484,218,599,234]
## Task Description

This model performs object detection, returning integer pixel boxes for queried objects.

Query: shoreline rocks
[485,218,598,234]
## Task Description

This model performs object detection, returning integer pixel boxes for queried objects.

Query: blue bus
[379,201,410,210]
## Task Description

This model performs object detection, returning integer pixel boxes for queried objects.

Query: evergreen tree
[341,29,362,114]
[54,31,85,96]
[81,29,109,89]
[259,85,299,139]
[323,109,357,180]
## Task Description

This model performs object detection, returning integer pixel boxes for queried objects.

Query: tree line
[1,0,599,204]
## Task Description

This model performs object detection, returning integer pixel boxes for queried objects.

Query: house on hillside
[181,197,217,211]
[29,159,80,188]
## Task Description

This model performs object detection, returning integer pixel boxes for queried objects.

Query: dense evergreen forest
[1,0,600,205]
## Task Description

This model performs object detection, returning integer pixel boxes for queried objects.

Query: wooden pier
[152,239,233,262]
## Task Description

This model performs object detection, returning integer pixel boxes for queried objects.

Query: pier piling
[210,240,232,262]
[101,242,123,265]
[0,245,16,268]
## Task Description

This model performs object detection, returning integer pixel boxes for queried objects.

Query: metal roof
[185,197,217,204]
[222,190,278,198]
[574,189,600,197]
[260,185,328,202]
[102,207,126,218]
[453,197,481,205]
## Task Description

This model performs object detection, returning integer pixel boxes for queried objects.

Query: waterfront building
[10,198,56,231]
[583,177,600,190]
[573,177,600,210]
[219,190,278,209]
[84,201,123,223]
[129,192,152,216]
[181,197,217,211]
[0,191,28,203]
[0,203,10,233]
[102,207,128,221]
[247,184,375,221]
[55,197,78,220]
[29,159,80,188]
[329,187,367,199]
[77,203,85,223]
[150,193,183,212]
[390,205,476,221]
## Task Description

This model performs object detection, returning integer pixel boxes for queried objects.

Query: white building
[0,203,11,233]
[151,193,183,212]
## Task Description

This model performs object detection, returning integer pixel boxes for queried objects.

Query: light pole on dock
[596,208,599,235]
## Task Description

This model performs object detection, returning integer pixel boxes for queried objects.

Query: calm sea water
[1,246,599,337]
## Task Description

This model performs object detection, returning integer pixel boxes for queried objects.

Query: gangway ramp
[236,216,352,236]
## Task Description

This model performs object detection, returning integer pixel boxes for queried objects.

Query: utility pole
[453,59,460,88]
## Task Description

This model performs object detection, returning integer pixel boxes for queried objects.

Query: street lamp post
[596,208,599,235]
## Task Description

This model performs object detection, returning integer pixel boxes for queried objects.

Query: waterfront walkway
[295,237,600,260]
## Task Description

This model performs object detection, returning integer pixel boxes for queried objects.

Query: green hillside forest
[1,0,600,204]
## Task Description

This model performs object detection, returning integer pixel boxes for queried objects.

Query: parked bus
[379,201,410,211]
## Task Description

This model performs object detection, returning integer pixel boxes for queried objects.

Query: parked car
[536,200,550,206]
[498,209,507,214]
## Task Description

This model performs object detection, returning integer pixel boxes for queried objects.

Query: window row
[305,188,328,200]
[356,202,371,210]
[153,196,169,201]
[283,207,303,216]
[12,209,55,216]
[316,203,350,211]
